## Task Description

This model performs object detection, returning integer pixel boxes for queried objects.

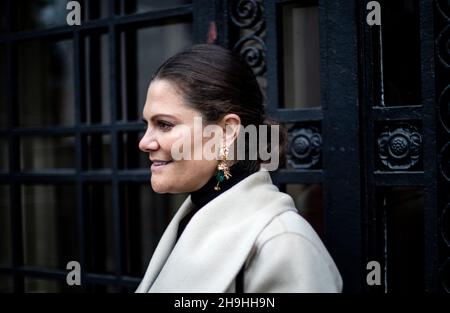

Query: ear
[220,113,241,147]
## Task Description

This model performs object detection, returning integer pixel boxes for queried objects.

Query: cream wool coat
[136,169,343,293]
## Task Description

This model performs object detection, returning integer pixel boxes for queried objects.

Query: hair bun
[257,117,287,168]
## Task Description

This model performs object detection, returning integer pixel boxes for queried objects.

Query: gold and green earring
[214,145,232,191]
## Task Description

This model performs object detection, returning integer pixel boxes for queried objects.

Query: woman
[136,44,342,293]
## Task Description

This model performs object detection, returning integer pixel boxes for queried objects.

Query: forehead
[143,79,194,118]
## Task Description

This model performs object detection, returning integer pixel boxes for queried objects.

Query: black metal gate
[0,0,448,293]
[223,0,448,293]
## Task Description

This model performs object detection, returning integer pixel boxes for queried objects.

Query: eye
[157,120,174,131]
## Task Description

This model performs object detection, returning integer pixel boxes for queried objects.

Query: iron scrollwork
[287,127,322,169]
[437,25,450,68]
[230,0,267,77]
[440,203,450,247]
[439,85,450,133]
[439,142,450,181]
[436,0,450,20]
[436,0,450,292]
[440,258,450,293]
[377,125,422,170]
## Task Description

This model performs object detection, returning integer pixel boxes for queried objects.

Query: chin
[151,177,198,194]
[151,187,167,194]
[151,177,183,194]
[151,178,170,194]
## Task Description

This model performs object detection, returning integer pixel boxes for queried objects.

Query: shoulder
[243,209,343,292]
[257,210,321,247]
[252,210,333,265]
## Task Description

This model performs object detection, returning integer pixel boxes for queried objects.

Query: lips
[150,159,173,171]
[152,160,172,166]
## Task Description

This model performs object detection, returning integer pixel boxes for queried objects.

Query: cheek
[158,131,185,154]
[169,128,194,158]
[174,159,217,190]
[181,159,217,181]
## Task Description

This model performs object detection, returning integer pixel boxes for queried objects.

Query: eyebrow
[142,113,179,123]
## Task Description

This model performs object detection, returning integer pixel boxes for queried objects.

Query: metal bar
[373,106,423,121]
[319,0,362,292]
[4,0,11,35]
[277,0,317,6]
[117,170,151,181]
[12,172,78,182]
[419,0,438,293]
[0,266,141,287]
[4,170,150,183]
[373,172,425,186]
[87,0,100,20]
[74,28,87,288]
[193,0,215,44]
[265,0,281,112]
[114,0,122,16]
[108,9,123,282]
[88,35,102,124]
[3,267,66,281]
[84,273,141,287]
[122,28,138,121]
[6,0,24,291]
[115,4,192,27]
[12,128,76,136]
[0,28,73,43]
[270,108,323,122]
[271,169,323,184]
[10,123,145,136]
[215,0,230,48]
[120,0,141,277]
[0,6,193,43]
[358,0,384,293]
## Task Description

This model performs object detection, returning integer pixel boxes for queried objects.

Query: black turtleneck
[175,162,257,241]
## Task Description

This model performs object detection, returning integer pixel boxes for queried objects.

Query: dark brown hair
[151,44,286,171]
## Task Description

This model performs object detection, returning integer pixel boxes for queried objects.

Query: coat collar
[136,169,296,293]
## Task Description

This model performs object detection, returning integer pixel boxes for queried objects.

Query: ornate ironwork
[439,85,450,133]
[437,25,450,68]
[377,125,422,170]
[435,0,450,293]
[287,127,322,169]
[440,203,450,247]
[440,258,450,293]
[439,142,450,181]
[437,0,450,25]
[230,0,267,76]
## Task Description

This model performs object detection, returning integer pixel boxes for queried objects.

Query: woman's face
[139,79,218,193]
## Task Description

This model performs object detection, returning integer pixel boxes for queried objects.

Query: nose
[139,129,159,152]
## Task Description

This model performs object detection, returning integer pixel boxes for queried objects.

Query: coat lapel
[137,170,296,293]
[135,197,194,293]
